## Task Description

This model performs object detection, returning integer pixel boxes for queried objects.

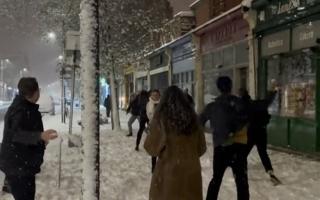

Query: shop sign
[270,0,301,15]
[261,30,290,57]
[258,0,317,23]
[201,13,248,53]
[292,21,320,50]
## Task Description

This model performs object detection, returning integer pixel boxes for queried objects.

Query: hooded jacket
[0,95,45,176]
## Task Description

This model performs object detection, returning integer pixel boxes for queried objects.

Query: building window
[267,53,315,119]
[235,41,249,64]
[223,46,234,66]
[185,72,189,83]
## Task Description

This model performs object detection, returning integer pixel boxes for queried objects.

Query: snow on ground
[1,109,320,200]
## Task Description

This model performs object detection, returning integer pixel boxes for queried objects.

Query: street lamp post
[0,59,3,100]
[0,59,10,100]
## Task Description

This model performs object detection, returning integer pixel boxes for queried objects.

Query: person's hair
[239,88,249,98]
[217,76,232,93]
[239,88,251,102]
[140,90,149,98]
[155,86,200,135]
[149,89,160,97]
[150,89,160,94]
[18,77,39,98]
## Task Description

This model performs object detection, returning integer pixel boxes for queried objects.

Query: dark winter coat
[138,93,149,121]
[0,95,45,176]
[144,115,206,200]
[200,94,248,147]
[247,91,276,143]
[126,96,140,116]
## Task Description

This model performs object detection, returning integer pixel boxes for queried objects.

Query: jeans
[128,115,139,134]
[6,175,36,200]
[206,144,249,200]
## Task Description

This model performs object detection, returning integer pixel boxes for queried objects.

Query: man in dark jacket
[0,77,58,200]
[126,93,140,137]
[200,76,249,200]
[240,89,281,185]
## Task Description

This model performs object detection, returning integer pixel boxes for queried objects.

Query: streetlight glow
[5,59,10,63]
[48,32,56,40]
[23,68,28,72]
[58,55,64,60]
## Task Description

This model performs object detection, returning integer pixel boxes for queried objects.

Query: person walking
[144,85,206,200]
[200,76,249,200]
[0,77,58,200]
[104,94,111,118]
[146,89,161,173]
[135,90,149,151]
[126,93,140,137]
[239,89,281,185]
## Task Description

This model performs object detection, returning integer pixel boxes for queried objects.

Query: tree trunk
[80,0,100,199]
[110,60,121,131]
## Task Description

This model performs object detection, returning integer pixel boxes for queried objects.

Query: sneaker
[135,146,139,151]
[270,174,281,186]
[268,171,281,186]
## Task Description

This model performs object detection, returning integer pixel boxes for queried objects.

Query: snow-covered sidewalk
[1,110,320,200]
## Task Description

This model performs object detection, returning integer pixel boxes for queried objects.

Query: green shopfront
[253,0,320,153]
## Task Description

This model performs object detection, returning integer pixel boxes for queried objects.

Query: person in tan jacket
[144,86,206,200]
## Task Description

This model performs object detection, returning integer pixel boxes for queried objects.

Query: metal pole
[68,51,76,147]
[0,60,3,101]
[61,68,65,123]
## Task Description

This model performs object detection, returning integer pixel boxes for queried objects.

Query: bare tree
[99,0,173,130]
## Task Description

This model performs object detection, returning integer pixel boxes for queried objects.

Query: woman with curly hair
[144,86,206,200]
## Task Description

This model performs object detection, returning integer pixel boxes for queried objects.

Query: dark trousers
[6,175,36,200]
[247,127,273,172]
[206,144,249,200]
[106,107,111,118]
[128,115,139,134]
[136,118,149,148]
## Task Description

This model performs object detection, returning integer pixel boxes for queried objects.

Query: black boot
[126,133,133,137]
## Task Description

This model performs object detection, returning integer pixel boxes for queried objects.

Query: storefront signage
[214,23,238,43]
[200,9,248,53]
[270,0,301,15]
[257,0,318,23]
[292,21,320,50]
[261,30,290,57]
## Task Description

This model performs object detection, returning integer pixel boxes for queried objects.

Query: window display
[267,53,316,119]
